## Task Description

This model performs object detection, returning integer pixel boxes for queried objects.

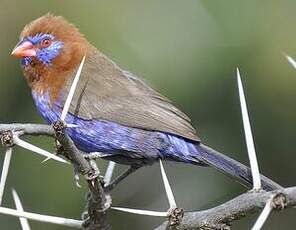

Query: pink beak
[11,41,36,58]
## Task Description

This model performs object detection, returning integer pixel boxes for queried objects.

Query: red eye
[40,38,51,47]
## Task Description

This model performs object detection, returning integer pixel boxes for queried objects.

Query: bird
[11,14,280,191]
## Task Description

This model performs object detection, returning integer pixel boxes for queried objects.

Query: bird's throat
[23,62,68,104]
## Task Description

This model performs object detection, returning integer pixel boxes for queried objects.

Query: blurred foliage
[0,0,296,229]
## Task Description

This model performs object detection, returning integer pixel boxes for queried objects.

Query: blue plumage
[32,90,204,166]
[31,90,282,191]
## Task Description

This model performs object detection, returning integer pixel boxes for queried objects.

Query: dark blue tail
[194,144,282,191]
[164,134,281,191]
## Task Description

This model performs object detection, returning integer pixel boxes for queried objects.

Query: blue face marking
[20,33,63,66]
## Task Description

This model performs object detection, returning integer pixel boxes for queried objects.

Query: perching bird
[11,14,280,191]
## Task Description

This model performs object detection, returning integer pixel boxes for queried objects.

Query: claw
[91,180,95,187]
[74,174,81,188]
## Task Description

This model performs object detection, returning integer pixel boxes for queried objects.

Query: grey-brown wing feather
[62,51,200,142]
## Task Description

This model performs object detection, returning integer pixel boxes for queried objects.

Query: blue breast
[31,90,202,165]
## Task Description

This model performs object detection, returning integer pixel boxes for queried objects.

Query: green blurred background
[0,0,296,229]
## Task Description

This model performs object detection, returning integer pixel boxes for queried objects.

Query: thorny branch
[0,123,53,136]
[0,59,295,229]
[52,120,111,230]
[0,122,111,230]
[155,187,294,230]
[0,122,294,230]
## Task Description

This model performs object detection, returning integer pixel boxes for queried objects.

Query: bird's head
[12,32,64,66]
[11,14,92,97]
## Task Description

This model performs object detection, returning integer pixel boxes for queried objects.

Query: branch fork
[167,207,184,228]
[0,130,14,147]
[51,119,111,229]
[271,193,286,210]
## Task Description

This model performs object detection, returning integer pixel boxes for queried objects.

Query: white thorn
[251,195,274,230]
[236,68,261,190]
[159,159,177,208]
[65,124,79,128]
[11,189,31,230]
[104,161,116,185]
[111,207,168,217]
[61,56,86,121]
[85,152,102,159]
[285,54,296,69]
[0,148,12,205]
[13,137,68,164]
[0,206,82,228]
[41,156,52,164]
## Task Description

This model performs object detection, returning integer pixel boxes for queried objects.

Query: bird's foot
[73,164,82,188]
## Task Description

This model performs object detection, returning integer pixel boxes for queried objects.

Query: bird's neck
[23,64,69,105]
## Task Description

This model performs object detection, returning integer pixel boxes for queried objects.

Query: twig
[0,124,53,136]
[52,120,110,230]
[52,121,93,176]
[83,179,110,230]
[154,187,293,230]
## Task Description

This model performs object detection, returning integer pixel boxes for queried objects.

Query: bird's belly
[68,119,201,166]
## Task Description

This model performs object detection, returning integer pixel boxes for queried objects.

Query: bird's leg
[104,165,140,192]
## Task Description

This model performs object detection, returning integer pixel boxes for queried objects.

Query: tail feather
[195,144,282,191]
